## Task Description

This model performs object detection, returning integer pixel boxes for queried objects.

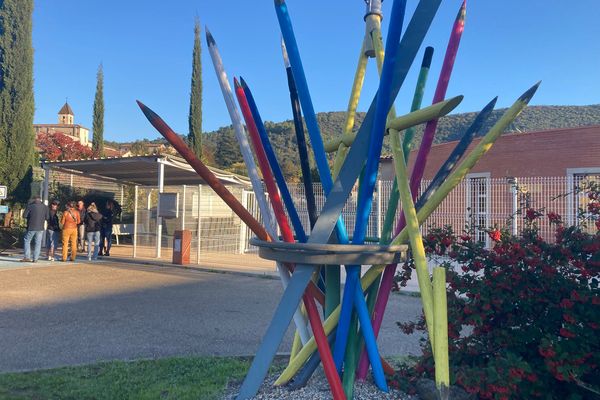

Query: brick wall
[404,125,600,179]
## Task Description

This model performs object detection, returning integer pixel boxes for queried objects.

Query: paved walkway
[0,256,423,373]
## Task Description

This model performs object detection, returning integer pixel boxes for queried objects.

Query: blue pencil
[240,78,307,242]
[275,1,388,386]
[333,0,406,391]
[415,97,497,209]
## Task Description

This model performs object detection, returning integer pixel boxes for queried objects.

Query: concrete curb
[100,255,281,281]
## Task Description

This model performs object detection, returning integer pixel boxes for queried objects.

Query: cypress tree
[0,0,35,204]
[92,64,104,156]
[187,18,202,159]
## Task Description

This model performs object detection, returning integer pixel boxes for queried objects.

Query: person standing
[60,201,80,262]
[21,196,49,263]
[99,200,114,257]
[84,203,102,261]
[76,200,87,252]
[46,200,61,261]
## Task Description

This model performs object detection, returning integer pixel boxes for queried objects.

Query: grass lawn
[0,356,251,400]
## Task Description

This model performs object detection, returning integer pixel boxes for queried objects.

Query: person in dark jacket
[46,200,61,261]
[84,203,103,260]
[21,196,49,263]
[99,200,114,257]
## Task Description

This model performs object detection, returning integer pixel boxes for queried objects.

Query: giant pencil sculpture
[281,40,318,229]
[277,0,383,390]
[356,42,435,384]
[402,46,435,160]
[234,79,346,400]
[240,78,329,299]
[378,46,433,246]
[137,102,268,241]
[391,83,540,247]
[239,77,306,243]
[281,39,323,362]
[237,1,445,397]
[274,96,463,386]
[205,28,312,344]
[406,1,467,223]
[129,1,545,398]
[332,0,406,391]
[278,0,443,285]
[275,83,539,386]
[415,97,497,210]
[205,27,275,244]
[363,2,467,369]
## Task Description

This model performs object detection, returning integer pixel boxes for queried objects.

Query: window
[567,168,600,233]
[466,173,490,247]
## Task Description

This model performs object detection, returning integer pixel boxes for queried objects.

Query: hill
[110,104,600,181]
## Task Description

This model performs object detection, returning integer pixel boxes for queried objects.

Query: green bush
[393,185,600,399]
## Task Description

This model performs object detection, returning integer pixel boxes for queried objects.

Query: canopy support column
[42,165,50,206]
[156,161,165,258]
[133,185,139,258]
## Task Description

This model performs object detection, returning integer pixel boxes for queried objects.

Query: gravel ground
[222,370,417,400]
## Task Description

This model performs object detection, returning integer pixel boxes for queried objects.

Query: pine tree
[188,18,203,159]
[92,64,104,156]
[0,0,35,204]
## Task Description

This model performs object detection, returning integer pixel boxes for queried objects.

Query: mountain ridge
[106,104,600,181]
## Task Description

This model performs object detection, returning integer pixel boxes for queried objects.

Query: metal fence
[134,185,247,263]
[46,172,598,259]
[242,176,597,252]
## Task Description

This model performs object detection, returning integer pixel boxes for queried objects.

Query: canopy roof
[41,155,251,187]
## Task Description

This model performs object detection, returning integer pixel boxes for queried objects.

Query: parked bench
[113,224,146,246]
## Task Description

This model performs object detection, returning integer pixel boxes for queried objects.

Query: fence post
[510,178,518,236]
[239,189,248,254]
[133,185,138,258]
[377,180,382,240]
[120,185,124,222]
[567,174,574,226]
[155,162,165,258]
[181,185,186,230]
[197,184,202,264]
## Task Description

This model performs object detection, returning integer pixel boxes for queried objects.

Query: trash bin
[173,230,191,265]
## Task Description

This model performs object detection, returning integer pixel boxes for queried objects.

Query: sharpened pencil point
[136,100,158,122]
[519,81,541,103]
[205,26,215,46]
[422,46,434,68]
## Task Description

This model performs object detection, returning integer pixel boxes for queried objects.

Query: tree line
[119,104,600,182]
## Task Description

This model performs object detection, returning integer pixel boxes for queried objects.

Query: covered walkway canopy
[40,154,251,187]
[39,155,252,259]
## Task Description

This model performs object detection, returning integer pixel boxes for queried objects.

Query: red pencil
[235,78,346,400]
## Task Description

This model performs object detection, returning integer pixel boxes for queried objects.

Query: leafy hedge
[393,183,600,399]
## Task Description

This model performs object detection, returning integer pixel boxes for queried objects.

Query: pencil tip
[205,27,215,46]
[519,82,541,103]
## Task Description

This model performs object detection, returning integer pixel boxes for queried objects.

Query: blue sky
[33,0,600,142]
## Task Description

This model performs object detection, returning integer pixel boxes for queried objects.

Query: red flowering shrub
[36,132,94,161]
[393,184,600,399]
